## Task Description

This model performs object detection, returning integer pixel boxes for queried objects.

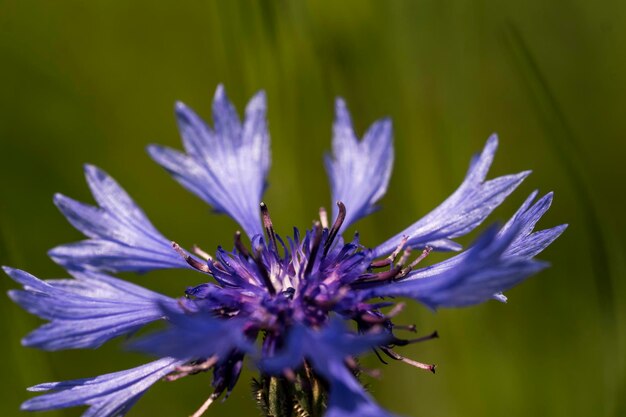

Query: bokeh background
[1,1,625,416]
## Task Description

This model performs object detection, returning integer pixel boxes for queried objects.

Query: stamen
[386,302,406,318]
[393,330,439,346]
[304,222,323,277]
[360,312,386,324]
[323,201,346,255]
[345,357,382,379]
[260,202,278,251]
[192,245,212,261]
[314,285,350,308]
[319,206,329,229]
[398,246,433,278]
[172,242,210,273]
[252,247,276,295]
[381,347,436,373]
[397,248,412,267]
[234,231,251,258]
[190,392,220,417]
[399,357,436,373]
[165,356,218,382]
[371,236,408,268]
[359,265,402,283]
[393,324,418,333]
[373,347,389,365]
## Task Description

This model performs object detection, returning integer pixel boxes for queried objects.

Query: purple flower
[5,85,566,417]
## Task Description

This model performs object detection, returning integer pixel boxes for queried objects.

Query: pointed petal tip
[83,164,112,189]
[536,191,554,207]
[375,117,393,132]
[20,402,32,411]
[252,89,267,102]
[6,289,19,303]
[83,163,101,177]
[246,90,267,113]
[52,192,63,204]
[2,265,15,275]
[146,143,160,156]
[214,84,227,101]
[487,133,499,145]
[335,97,347,108]
[174,101,195,121]
[554,223,569,234]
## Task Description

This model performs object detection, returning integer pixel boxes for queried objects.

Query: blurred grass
[0,1,625,416]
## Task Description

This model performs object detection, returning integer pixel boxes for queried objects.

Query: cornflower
[5,85,566,417]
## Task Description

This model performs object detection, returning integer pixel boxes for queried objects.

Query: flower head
[6,85,566,417]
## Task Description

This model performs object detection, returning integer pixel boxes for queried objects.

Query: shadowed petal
[394,191,567,281]
[325,98,394,232]
[364,189,567,309]
[148,85,270,238]
[22,357,184,417]
[129,307,254,360]
[261,319,397,417]
[49,165,192,273]
[365,225,545,309]
[4,267,180,350]
[374,135,529,256]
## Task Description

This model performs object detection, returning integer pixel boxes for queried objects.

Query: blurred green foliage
[1,1,625,416]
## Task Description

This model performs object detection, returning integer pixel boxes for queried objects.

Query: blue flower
[5,85,566,417]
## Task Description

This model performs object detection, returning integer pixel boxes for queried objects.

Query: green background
[1,1,624,416]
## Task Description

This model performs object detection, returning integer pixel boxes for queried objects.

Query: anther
[319,206,329,229]
[323,201,346,255]
[260,202,278,251]
[371,236,408,268]
[234,231,251,258]
[172,242,210,273]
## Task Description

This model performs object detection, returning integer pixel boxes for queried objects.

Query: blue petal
[500,191,568,258]
[22,357,184,417]
[49,165,192,273]
[364,192,566,308]
[4,267,180,350]
[262,319,398,417]
[366,224,547,309]
[374,134,529,257]
[148,85,270,238]
[325,98,394,232]
[324,364,400,417]
[129,307,253,360]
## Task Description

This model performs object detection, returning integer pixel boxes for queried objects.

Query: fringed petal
[148,85,270,238]
[374,135,529,256]
[22,357,184,417]
[49,165,192,273]
[4,267,180,350]
[325,98,394,232]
